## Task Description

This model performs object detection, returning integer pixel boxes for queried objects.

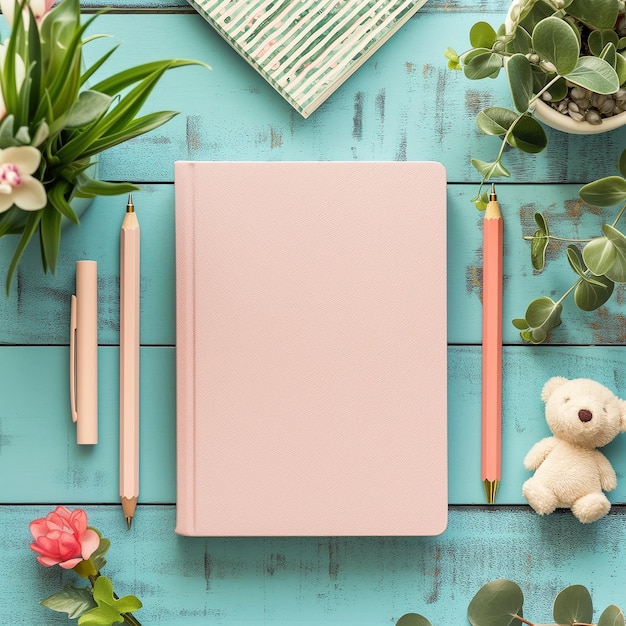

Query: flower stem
[122,612,143,626]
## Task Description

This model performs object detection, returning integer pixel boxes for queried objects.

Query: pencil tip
[126,516,133,530]
[126,193,134,213]
[483,479,499,504]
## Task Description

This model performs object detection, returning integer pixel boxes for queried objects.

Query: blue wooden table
[3,0,626,623]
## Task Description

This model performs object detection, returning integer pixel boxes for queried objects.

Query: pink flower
[29,506,100,569]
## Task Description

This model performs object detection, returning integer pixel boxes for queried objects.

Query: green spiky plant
[0,0,207,293]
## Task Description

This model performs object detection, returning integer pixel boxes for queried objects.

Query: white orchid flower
[1,0,54,26]
[0,146,46,212]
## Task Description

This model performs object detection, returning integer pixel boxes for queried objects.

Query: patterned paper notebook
[187,0,429,117]
[174,161,448,537]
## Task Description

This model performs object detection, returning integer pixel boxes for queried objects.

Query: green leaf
[476,107,518,135]
[566,245,607,286]
[40,204,63,275]
[467,579,524,626]
[602,224,626,283]
[463,49,503,80]
[532,16,580,75]
[530,212,549,270]
[583,236,617,276]
[506,53,534,112]
[580,175,626,206]
[470,22,497,48]
[598,604,626,626]
[88,529,110,572]
[77,576,142,626]
[516,297,563,343]
[589,29,620,56]
[89,59,209,96]
[6,210,43,296]
[553,585,593,625]
[74,174,139,197]
[64,90,113,129]
[564,56,620,94]
[471,158,510,180]
[507,114,548,154]
[567,0,619,30]
[574,272,614,311]
[396,613,432,626]
[505,26,532,55]
[41,584,96,619]
[615,52,626,86]
[600,42,618,70]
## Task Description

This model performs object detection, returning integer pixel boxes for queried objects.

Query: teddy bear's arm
[523,437,557,470]
[596,454,618,492]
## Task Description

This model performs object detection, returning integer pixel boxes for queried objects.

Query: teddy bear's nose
[578,409,593,423]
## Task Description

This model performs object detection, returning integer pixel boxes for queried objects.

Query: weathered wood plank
[4,345,626,506]
[3,505,626,625]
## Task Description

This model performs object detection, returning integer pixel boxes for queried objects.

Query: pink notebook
[174,161,447,537]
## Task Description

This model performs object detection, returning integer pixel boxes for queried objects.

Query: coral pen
[482,183,503,504]
[120,194,140,528]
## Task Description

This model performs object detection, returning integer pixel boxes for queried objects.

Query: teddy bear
[522,376,626,523]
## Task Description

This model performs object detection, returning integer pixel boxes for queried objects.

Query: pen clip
[70,294,78,423]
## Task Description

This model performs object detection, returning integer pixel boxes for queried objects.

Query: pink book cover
[174,161,447,537]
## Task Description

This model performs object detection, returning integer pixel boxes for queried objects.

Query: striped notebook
[187,0,429,117]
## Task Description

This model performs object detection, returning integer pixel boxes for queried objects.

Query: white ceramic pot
[505,0,626,134]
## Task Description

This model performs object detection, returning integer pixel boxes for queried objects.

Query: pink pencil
[120,194,140,528]
[482,184,503,504]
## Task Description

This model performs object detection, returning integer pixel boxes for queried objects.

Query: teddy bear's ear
[541,376,569,402]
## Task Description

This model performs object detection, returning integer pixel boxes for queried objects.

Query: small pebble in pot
[585,110,602,124]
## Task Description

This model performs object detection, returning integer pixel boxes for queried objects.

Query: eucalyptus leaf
[467,579,524,626]
[602,223,626,283]
[532,16,580,75]
[567,0,619,29]
[506,53,534,112]
[530,212,550,271]
[598,604,626,626]
[505,26,532,55]
[463,49,503,80]
[616,53,626,86]
[600,42,618,69]
[517,296,563,343]
[553,585,593,625]
[583,235,617,276]
[470,21,497,48]
[574,272,615,311]
[476,107,518,135]
[566,245,607,287]
[580,175,626,206]
[564,56,620,94]
[41,584,96,619]
[471,158,511,179]
[507,114,548,153]
[589,29,620,56]
[396,613,432,626]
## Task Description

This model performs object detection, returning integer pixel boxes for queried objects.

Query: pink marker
[70,260,98,445]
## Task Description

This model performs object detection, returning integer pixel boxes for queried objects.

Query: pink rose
[29,506,100,569]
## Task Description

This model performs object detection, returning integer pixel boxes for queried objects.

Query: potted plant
[0,0,207,294]
[445,0,626,208]
[513,148,626,343]
[396,579,625,625]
